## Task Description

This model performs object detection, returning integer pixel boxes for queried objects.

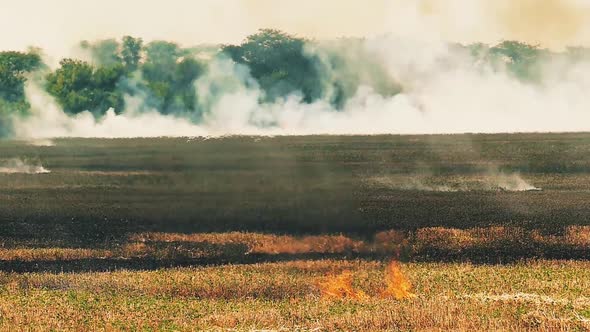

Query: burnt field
[0,133,589,263]
[1,133,590,240]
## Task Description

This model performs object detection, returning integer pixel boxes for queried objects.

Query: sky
[2,0,590,57]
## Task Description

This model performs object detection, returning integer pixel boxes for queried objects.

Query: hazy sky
[2,0,590,56]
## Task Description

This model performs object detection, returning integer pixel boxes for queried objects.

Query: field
[1,133,590,330]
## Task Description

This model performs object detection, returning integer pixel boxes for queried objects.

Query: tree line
[1,29,588,135]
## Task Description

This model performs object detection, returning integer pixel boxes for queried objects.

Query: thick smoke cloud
[14,84,205,138]
[3,0,590,54]
[9,35,590,138]
[3,0,590,138]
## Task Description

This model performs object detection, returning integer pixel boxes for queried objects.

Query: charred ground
[0,133,589,262]
[1,133,590,236]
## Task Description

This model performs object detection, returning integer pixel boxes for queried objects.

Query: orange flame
[317,270,367,300]
[380,260,416,300]
[318,260,415,301]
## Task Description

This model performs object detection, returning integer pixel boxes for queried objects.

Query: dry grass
[0,230,588,330]
[0,260,589,331]
[415,226,590,248]
[129,226,590,261]
[129,232,365,254]
[0,226,588,264]
[0,248,111,261]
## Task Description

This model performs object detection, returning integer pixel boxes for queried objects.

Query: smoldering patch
[26,139,55,147]
[371,172,541,192]
[0,158,51,174]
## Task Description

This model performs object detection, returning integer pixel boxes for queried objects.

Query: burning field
[0,133,589,330]
[0,259,589,330]
[318,260,415,301]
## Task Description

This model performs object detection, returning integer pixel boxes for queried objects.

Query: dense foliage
[222,29,323,103]
[45,59,126,115]
[221,30,400,107]
[0,50,42,135]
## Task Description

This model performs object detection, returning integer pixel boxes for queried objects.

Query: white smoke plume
[14,84,206,138]
[490,172,541,192]
[26,139,55,147]
[0,158,50,174]
[12,35,590,139]
[371,169,541,192]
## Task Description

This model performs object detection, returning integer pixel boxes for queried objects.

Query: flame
[318,260,415,301]
[317,270,367,300]
[380,260,416,300]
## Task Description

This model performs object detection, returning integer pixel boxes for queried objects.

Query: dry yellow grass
[0,248,111,261]
[129,226,590,261]
[415,226,590,249]
[129,232,365,254]
[0,226,588,263]
[0,228,588,330]
[0,260,589,331]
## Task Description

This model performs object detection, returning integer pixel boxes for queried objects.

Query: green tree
[45,59,125,115]
[173,57,202,113]
[0,51,42,104]
[121,36,143,71]
[0,51,42,136]
[222,29,323,103]
[139,41,202,114]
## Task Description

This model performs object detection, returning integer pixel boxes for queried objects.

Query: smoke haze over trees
[1,29,590,137]
[0,51,42,136]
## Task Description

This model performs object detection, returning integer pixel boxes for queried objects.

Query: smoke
[495,0,590,48]
[0,158,50,174]
[13,84,206,138]
[372,176,459,192]
[5,0,590,138]
[26,139,55,147]
[371,167,541,192]
[4,0,590,55]
[9,33,590,139]
[491,172,540,192]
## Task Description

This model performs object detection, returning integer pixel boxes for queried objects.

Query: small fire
[317,270,367,300]
[318,260,415,300]
[380,260,416,300]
